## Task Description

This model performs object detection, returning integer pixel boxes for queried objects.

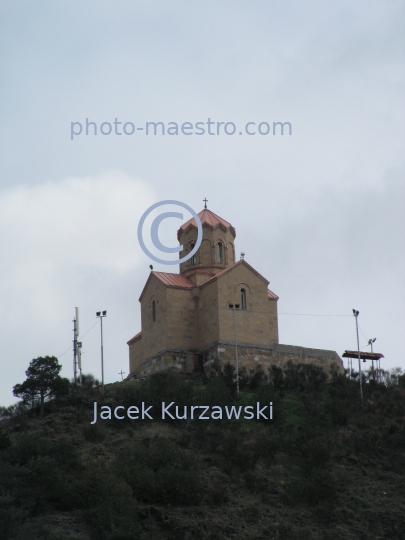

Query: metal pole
[369,339,375,381]
[370,340,374,380]
[368,338,376,382]
[353,310,363,401]
[100,316,104,392]
[233,307,239,396]
[73,315,77,385]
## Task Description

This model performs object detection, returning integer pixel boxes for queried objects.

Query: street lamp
[353,309,363,401]
[96,311,107,392]
[368,338,377,380]
[229,303,240,395]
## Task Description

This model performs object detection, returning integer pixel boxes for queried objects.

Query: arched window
[240,288,246,310]
[217,242,223,263]
[152,300,156,322]
[190,243,196,265]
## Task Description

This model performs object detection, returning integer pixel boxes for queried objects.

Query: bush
[248,364,267,390]
[269,365,284,388]
[109,372,196,418]
[115,437,201,505]
[4,434,80,470]
[0,495,26,539]
[83,424,107,443]
[300,435,333,472]
[285,469,336,508]
[74,462,140,540]
[0,431,11,451]
[194,375,233,409]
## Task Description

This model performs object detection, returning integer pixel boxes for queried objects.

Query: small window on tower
[217,242,223,263]
[152,300,156,322]
[190,243,196,265]
[241,288,246,310]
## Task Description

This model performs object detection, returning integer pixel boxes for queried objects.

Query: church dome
[178,207,236,281]
[177,208,236,240]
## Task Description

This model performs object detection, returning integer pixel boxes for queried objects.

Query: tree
[13,356,69,416]
[71,373,100,390]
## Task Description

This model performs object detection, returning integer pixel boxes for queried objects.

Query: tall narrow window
[190,243,196,265]
[152,300,156,322]
[240,288,246,310]
[217,242,223,263]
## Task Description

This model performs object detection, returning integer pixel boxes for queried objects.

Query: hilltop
[0,363,404,540]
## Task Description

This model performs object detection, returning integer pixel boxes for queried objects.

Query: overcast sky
[1,1,404,406]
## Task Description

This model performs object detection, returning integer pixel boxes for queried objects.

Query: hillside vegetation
[0,363,404,540]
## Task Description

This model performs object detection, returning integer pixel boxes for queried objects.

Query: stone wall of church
[166,287,199,350]
[201,342,344,376]
[197,280,220,349]
[129,335,143,373]
[130,349,200,378]
[204,263,279,347]
[127,341,343,381]
[139,278,168,361]
[179,224,236,277]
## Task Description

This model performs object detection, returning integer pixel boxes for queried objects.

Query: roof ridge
[199,259,270,288]
[178,208,235,235]
[200,208,231,227]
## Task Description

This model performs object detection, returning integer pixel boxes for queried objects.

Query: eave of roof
[127,331,142,345]
[342,350,384,360]
[184,269,215,279]
[268,289,279,300]
[139,271,195,301]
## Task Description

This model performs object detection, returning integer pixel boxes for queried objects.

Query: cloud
[258,172,405,364]
[0,171,155,270]
[0,171,155,405]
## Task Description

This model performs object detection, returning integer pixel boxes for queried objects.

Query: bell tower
[177,201,236,286]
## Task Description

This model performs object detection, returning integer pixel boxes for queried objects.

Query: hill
[0,363,405,540]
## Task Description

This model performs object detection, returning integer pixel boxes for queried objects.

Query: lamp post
[96,311,107,392]
[229,303,240,395]
[368,338,377,381]
[353,309,363,401]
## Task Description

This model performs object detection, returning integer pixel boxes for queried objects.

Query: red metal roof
[127,331,142,345]
[152,272,195,289]
[268,289,279,300]
[178,208,236,238]
[139,271,195,302]
[342,350,384,360]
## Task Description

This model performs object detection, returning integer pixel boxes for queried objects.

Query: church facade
[127,207,343,378]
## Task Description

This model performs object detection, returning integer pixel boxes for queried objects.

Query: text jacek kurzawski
[91,402,273,424]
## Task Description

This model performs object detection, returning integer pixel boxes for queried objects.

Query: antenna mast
[73,307,80,385]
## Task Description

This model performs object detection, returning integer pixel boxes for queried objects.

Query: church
[127,204,343,378]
